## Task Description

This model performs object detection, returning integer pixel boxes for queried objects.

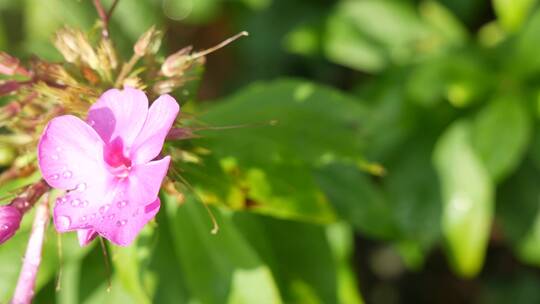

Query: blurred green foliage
[4,0,540,302]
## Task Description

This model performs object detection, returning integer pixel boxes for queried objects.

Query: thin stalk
[11,195,50,304]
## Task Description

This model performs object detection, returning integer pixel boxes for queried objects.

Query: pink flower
[37,87,179,246]
[0,204,22,244]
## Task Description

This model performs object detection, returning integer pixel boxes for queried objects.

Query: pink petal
[68,157,170,246]
[38,115,106,190]
[77,229,98,246]
[96,197,161,246]
[53,174,113,233]
[88,87,148,147]
[127,156,171,204]
[131,95,179,164]
[95,157,169,245]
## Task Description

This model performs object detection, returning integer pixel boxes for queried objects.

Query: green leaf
[321,0,464,72]
[165,195,282,304]
[315,163,397,240]
[434,120,494,277]
[233,212,339,303]
[493,0,537,32]
[176,79,369,223]
[472,96,531,182]
[326,223,364,304]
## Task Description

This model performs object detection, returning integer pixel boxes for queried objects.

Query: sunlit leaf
[434,120,494,277]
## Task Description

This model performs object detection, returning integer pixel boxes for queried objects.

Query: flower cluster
[0,1,246,301]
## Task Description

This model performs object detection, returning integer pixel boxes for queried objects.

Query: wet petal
[38,115,106,190]
[88,87,148,146]
[131,94,179,164]
[97,197,160,246]
[77,229,98,247]
[53,176,113,233]
[75,157,169,246]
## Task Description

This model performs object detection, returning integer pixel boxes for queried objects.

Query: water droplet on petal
[57,216,71,230]
[70,199,81,207]
[107,214,115,220]
[62,171,72,179]
[116,200,128,208]
[80,216,87,222]
[1,224,9,231]
[76,183,87,192]
[116,220,127,227]
[99,204,110,214]
[89,120,95,126]
[81,200,89,207]
[89,213,96,220]
[50,174,60,180]
[51,154,59,160]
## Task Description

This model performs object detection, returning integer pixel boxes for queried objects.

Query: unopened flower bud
[76,31,99,70]
[0,204,22,244]
[54,28,80,63]
[0,81,20,96]
[166,127,196,140]
[153,77,184,95]
[161,46,193,77]
[134,26,163,57]
[99,39,118,70]
[0,52,20,75]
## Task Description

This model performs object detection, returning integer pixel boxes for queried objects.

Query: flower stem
[11,195,50,304]
[93,0,120,39]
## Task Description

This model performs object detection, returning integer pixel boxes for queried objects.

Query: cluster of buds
[0,22,247,181]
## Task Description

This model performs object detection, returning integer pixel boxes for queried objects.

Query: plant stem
[93,0,120,39]
[11,195,50,304]
[114,54,140,88]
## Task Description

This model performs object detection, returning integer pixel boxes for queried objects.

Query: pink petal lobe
[88,87,148,146]
[77,229,98,246]
[131,94,179,164]
[128,156,171,204]
[53,175,112,233]
[93,157,170,246]
[38,115,106,190]
[98,197,161,246]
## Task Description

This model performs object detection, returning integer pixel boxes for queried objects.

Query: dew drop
[62,171,73,179]
[89,120,95,126]
[50,174,60,180]
[76,183,87,192]
[81,200,89,207]
[116,220,127,227]
[1,224,9,231]
[80,216,87,222]
[99,204,110,214]
[107,214,115,220]
[89,213,96,220]
[70,199,81,207]
[116,200,128,208]
[57,216,71,230]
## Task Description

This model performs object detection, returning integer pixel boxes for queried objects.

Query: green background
[3,0,540,303]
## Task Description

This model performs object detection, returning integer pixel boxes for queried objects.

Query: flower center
[104,137,132,178]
